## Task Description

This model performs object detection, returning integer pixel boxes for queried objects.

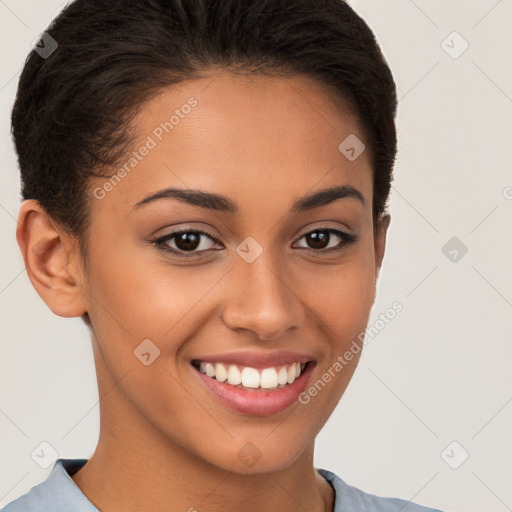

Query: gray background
[1,1,511,511]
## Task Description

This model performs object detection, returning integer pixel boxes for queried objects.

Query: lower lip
[192,362,315,416]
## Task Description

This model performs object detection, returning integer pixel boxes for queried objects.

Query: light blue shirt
[2,458,446,512]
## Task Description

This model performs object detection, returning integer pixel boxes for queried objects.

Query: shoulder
[1,477,50,512]
[1,459,96,512]
[317,468,448,512]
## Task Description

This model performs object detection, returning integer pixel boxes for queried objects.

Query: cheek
[303,250,376,339]
[294,252,375,425]
[83,254,208,424]
[85,245,233,369]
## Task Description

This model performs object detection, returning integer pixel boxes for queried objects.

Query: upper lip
[191,350,316,369]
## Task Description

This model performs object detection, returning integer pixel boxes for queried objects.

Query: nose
[221,254,304,341]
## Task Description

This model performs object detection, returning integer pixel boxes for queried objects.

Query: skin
[16,69,390,512]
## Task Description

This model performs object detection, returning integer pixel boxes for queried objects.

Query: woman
[5,0,446,510]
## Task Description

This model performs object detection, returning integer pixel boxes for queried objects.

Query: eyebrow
[131,184,365,213]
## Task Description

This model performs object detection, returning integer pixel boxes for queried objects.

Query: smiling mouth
[191,359,312,391]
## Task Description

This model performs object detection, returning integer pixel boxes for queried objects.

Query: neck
[71,424,334,512]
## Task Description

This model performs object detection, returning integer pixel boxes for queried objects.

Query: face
[24,70,390,475]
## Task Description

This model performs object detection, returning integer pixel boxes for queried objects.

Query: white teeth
[260,368,278,389]
[277,366,288,385]
[205,363,215,378]
[287,364,295,384]
[241,367,260,388]
[214,363,228,382]
[196,361,307,390]
[227,364,242,385]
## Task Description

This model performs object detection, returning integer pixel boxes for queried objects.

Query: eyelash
[151,228,358,258]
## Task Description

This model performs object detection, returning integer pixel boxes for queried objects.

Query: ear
[16,199,88,318]
[374,212,391,281]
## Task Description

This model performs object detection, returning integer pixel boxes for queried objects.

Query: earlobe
[16,199,87,318]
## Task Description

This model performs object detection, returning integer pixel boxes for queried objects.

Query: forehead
[89,71,372,219]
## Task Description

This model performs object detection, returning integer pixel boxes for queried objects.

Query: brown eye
[294,228,358,253]
[153,229,220,257]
